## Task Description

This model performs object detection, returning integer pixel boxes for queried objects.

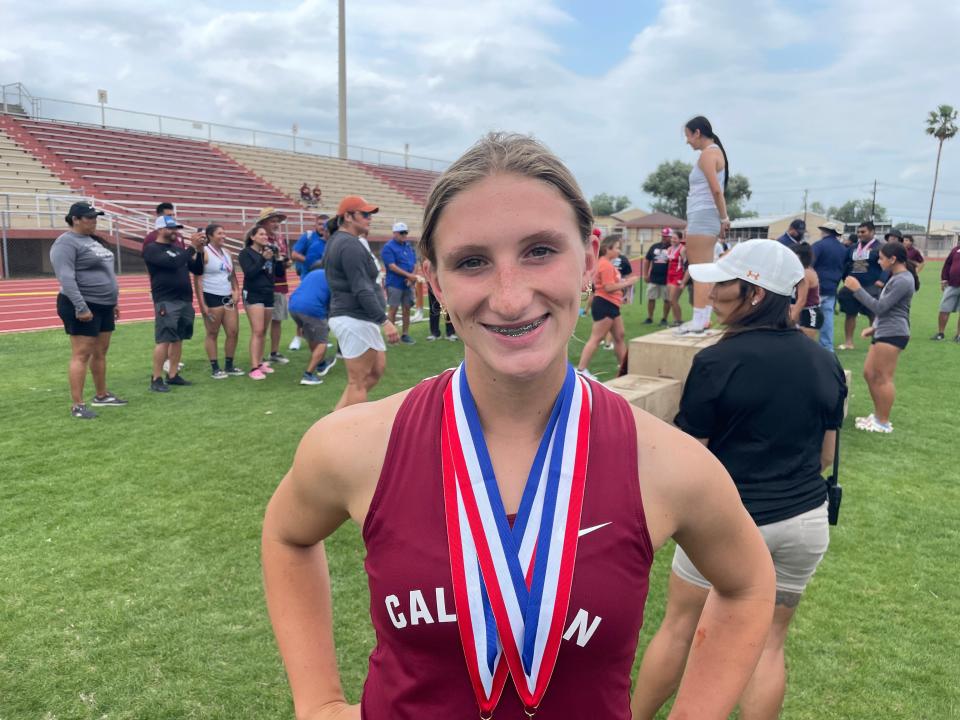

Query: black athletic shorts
[57,293,116,337]
[873,335,909,350]
[591,296,621,321]
[202,292,235,308]
[837,285,878,318]
[799,306,825,329]
[243,289,274,308]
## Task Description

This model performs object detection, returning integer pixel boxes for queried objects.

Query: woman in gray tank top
[843,241,919,434]
[679,116,730,335]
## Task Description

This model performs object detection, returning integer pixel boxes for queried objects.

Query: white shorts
[329,315,386,359]
[672,501,829,594]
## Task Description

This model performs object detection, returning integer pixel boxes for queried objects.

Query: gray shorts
[290,311,329,344]
[154,300,195,343]
[272,292,289,321]
[672,501,829,594]
[685,208,721,236]
[939,285,960,313]
[646,283,669,300]
[387,285,414,308]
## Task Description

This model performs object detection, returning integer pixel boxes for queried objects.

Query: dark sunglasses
[399,230,409,235]
[352,210,372,219]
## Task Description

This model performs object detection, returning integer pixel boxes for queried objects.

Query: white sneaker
[672,322,706,336]
[446,334,459,342]
[289,335,303,351]
[411,310,425,323]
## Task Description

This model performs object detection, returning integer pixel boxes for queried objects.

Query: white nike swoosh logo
[578,522,612,538]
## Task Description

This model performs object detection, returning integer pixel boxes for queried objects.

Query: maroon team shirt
[361,370,654,719]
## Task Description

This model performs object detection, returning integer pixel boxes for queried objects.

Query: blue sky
[2,0,959,225]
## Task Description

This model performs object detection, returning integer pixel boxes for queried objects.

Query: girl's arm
[700,150,729,225]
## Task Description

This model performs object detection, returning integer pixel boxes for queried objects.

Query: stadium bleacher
[0,127,74,229]
[217,143,432,236]
[356,162,438,206]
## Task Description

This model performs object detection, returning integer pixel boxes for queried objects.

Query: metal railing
[1,82,450,172]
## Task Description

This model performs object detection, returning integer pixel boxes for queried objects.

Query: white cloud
[1,0,959,222]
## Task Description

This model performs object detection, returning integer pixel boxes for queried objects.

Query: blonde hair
[419,132,593,264]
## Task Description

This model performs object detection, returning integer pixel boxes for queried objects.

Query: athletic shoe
[71,403,97,419]
[315,357,337,377]
[602,341,614,350]
[858,415,893,434]
[659,319,668,326]
[149,377,170,393]
[269,352,290,365]
[643,318,653,325]
[300,372,323,386]
[162,360,185,374]
[400,334,416,344]
[288,335,303,351]
[259,363,275,374]
[211,369,229,380]
[670,321,683,327]
[165,374,192,386]
[248,367,267,381]
[855,414,894,431]
[954,335,960,343]
[425,334,438,342]
[447,334,459,342]
[576,368,598,382]
[931,333,945,341]
[226,366,245,376]
[411,310,425,323]
[673,322,706,336]
[90,392,128,407]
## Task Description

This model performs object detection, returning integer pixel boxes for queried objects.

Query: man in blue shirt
[837,220,887,349]
[288,267,335,385]
[777,219,805,247]
[811,220,848,352]
[381,222,418,344]
[289,214,328,351]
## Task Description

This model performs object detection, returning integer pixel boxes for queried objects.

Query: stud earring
[751,299,759,306]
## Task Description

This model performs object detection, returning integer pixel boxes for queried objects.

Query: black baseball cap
[884,227,903,240]
[67,202,105,219]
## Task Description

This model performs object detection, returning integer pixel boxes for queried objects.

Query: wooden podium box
[626,329,723,388]
[603,374,683,423]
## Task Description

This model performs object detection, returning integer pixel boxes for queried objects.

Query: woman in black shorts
[576,234,638,380]
[239,225,277,380]
[50,202,127,419]
[194,224,243,378]
[790,242,824,341]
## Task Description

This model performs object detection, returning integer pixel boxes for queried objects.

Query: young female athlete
[262,133,775,720]
[843,240,918,433]
[194,223,243,378]
[238,225,276,380]
[678,115,729,335]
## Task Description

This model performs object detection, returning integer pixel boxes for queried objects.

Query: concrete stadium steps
[2,117,294,212]
[0,128,77,229]
[216,143,427,237]
[356,162,439,205]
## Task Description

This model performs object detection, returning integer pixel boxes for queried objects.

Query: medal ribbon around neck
[441,362,593,716]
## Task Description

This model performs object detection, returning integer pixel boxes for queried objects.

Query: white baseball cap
[688,239,803,296]
[392,222,408,233]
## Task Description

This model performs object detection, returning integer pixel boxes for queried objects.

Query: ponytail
[712,134,730,193]
[326,215,341,235]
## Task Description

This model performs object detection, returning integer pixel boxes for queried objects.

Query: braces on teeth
[490,318,544,336]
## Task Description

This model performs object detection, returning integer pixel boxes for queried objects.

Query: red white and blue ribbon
[441,362,592,717]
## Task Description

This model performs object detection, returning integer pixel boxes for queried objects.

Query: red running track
[0,274,301,333]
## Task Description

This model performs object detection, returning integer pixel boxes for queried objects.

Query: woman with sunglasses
[323,196,400,409]
[263,134,776,720]
[194,224,243,378]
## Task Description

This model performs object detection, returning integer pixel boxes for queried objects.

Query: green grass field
[2,281,959,719]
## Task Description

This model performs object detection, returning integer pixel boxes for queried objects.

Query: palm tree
[925,105,959,241]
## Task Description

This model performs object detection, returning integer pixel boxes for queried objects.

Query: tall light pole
[338,0,347,159]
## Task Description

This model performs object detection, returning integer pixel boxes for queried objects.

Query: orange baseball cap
[337,195,379,215]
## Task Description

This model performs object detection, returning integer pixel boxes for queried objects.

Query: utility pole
[338,0,347,160]
[870,180,877,220]
[802,189,808,231]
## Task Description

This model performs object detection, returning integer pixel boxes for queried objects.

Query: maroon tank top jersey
[360,371,654,719]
